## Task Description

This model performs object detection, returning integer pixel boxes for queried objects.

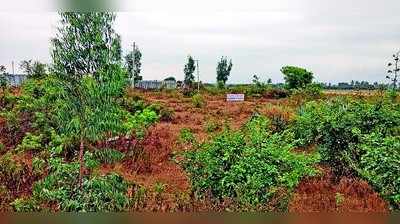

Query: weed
[179,128,195,144]
[204,119,219,133]
[94,148,125,165]
[192,94,206,108]
[0,143,5,154]
[335,193,345,207]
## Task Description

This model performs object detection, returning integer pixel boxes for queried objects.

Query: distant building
[135,80,177,90]
[1,74,28,86]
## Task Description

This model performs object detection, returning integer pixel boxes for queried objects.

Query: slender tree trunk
[79,139,84,188]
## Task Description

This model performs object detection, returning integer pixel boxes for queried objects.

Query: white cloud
[0,0,399,83]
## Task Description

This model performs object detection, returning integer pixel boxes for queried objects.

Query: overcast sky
[0,0,399,84]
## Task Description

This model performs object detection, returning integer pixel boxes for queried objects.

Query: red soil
[289,168,388,212]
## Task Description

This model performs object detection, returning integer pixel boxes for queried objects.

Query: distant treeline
[202,81,395,91]
[320,81,395,90]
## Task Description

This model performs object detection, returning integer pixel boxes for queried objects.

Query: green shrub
[11,198,39,212]
[281,66,314,90]
[192,94,206,108]
[0,143,5,154]
[26,158,131,212]
[180,115,320,207]
[16,133,43,152]
[148,103,175,122]
[0,152,27,190]
[357,133,400,209]
[204,120,219,133]
[94,148,125,165]
[32,157,47,176]
[84,151,101,170]
[292,97,400,177]
[291,83,323,102]
[124,108,159,139]
[179,128,195,144]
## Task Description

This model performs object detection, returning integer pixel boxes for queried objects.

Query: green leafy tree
[19,60,47,79]
[51,12,126,187]
[184,56,196,86]
[164,76,176,82]
[216,56,233,86]
[51,12,122,81]
[52,65,127,187]
[0,65,8,104]
[281,66,314,89]
[0,65,7,88]
[125,44,142,85]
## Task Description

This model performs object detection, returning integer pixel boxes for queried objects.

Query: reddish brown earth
[289,167,388,212]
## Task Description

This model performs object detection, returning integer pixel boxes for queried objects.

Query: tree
[281,66,314,89]
[125,44,142,85]
[387,51,399,90]
[216,56,233,86]
[184,56,196,86]
[20,60,47,79]
[164,76,176,82]
[0,65,7,93]
[51,12,122,81]
[51,12,126,187]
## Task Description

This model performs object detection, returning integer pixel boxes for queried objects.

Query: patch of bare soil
[289,167,388,212]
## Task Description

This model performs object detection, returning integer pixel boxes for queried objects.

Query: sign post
[227,94,245,102]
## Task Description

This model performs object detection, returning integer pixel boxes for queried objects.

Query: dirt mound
[289,168,388,212]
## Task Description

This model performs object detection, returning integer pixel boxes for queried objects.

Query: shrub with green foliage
[16,133,44,152]
[357,133,400,209]
[0,143,5,154]
[124,108,159,139]
[15,158,131,212]
[179,128,195,144]
[148,103,175,122]
[192,94,206,108]
[0,152,28,191]
[180,115,320,207]
[281,66,314,90]
[290,83,323,102]
[204,120,219,133]
[293,97,400,177]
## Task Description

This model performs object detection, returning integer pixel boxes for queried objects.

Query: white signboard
[227,94,245,102]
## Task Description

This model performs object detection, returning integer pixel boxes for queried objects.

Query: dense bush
[148,103,175,122]
[290,83,323,102]
[263,104,295,133]
[16,133,44,152]
[281,66,314,90]
[192,94,206,108]
[180,115,320,207]
[204,119,220,133]
[0,153,26,188]
[14,158,132,212]
[357,133,400,209]
[292,97,400,177]
[263,88,289,99]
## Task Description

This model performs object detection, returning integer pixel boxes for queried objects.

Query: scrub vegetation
[0,12,398,212]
